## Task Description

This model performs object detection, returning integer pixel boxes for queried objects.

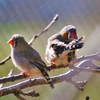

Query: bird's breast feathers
[11,51,30,71]
[11,52,42,76]
[45,46,76,67]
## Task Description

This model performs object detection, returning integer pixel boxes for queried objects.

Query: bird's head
[7,34,29,51]
[60,25,78,40]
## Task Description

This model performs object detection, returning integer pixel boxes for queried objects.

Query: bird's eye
[14,40,17,48]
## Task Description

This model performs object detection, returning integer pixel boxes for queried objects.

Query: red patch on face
[70,32,76,39]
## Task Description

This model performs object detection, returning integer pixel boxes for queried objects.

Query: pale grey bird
[7,34,54,89]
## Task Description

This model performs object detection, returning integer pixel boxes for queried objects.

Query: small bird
[7,34,54,89]
[45,25,84,68]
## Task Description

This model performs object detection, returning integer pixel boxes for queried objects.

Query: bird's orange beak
[7,39,13,45]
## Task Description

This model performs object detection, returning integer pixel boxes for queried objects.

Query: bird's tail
[40,69,54,89]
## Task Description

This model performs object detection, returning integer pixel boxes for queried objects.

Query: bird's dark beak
[7,39,13,45]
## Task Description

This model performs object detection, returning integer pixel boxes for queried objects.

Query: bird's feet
[50,62,55,67]
[50,61,56,72]
[21,71,29,78]
[50,59,56,66]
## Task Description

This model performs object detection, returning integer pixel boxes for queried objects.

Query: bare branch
[0,74,27,84]
[14,93,26,100]
[0,52,99,98]
[28,14,58,45]
[13,88,39,99]
[75,52,100,63]
[19,90,39,97]
[0,72,87,97]
[0,52,100,84]
[8,69,14,76]
[0,69,14,88]
[0,14,59,66]
[0,55,11,65]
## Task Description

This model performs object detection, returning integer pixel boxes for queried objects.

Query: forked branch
[0,52,100,98]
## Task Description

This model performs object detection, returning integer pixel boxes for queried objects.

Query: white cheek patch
[68,32,71,39]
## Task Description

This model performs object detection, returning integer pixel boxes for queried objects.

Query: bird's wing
[46,37,84,57]
[23,48,49,71]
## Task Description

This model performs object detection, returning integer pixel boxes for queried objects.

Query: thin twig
[14,93,26,100]
[8,69,14,76]
[0,14,59,66]
[19,90,39,97]
[75,52,100,63]
[0,69,14,88]
[28,14,58,45]
[14,90,39,100]
[0,55,11,65]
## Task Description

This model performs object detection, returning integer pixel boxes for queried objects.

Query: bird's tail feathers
[41,69,54,89]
